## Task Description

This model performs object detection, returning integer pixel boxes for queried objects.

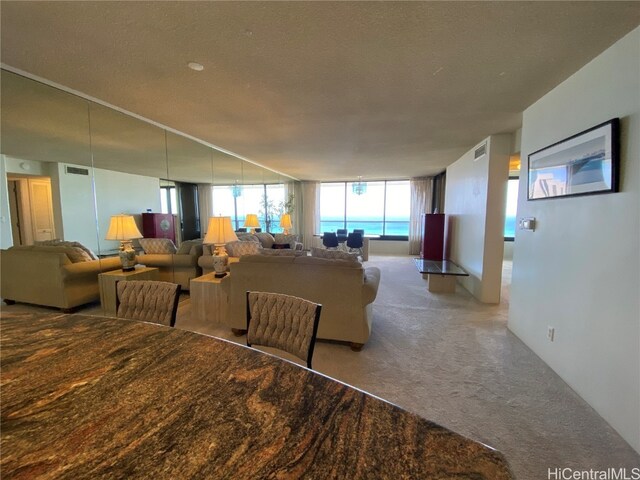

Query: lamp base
[119,241,137,272]
[213,245,229,277]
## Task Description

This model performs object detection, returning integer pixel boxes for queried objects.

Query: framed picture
[528,118,620,200]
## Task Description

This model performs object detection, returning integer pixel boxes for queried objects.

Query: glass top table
[414,258,469,276]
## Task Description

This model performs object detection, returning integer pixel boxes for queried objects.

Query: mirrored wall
[0,69,296,316]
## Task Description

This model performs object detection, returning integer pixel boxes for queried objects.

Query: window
[320,180,410,237]
[504,177,519,240]
[211,183,287,232]
[160,184,177,215]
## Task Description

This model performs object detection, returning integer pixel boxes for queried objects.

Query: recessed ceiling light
[188,62,204,71]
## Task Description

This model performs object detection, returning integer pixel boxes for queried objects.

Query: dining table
[0,311,514,479]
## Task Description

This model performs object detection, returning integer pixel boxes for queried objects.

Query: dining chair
[322,232,339,249]
[246,291,322,369]
[336,228,348,244]
[116,280,181,327]
[353,229,365,236]
[346,232,364,257]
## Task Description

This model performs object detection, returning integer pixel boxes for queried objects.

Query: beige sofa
[221,255,381,349]
[136,239,203,290]
[1,245,121,311]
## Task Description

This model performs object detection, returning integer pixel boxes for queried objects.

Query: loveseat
[221,254,381,349]
[1,245,121,311]
[136,238,203,290]
[198,233,304,275]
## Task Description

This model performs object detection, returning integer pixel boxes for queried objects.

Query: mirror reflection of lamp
[279,213,292,235]
[204,216,238,278]
[244,214,260,234]
[105,214,143,271]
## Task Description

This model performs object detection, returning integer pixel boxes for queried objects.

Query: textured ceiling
[1,1,638,181]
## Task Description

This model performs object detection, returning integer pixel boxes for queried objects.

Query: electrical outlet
[547,326,555,342]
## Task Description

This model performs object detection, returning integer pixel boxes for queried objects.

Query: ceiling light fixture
[352,176,367,195]
[188,62,204,71]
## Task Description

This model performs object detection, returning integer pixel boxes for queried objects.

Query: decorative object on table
[204,216,238,278]
[528,118,620,200]
[352,176,367,195]
[105,214,143,271]
[244,214,260,234]
[279,213,293,235]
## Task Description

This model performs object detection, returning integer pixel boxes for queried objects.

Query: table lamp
[105,214,143,271]
[244,214,260,234]
[279,213,293,235]
[204,216,238,277]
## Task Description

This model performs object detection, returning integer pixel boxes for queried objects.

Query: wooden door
[28,179,56,242]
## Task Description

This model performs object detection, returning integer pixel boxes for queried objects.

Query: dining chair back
[322,232,339,249]
[116,280,181,327]
[346,232,364,257]
[336,228,348,244]
[246,291,322,369]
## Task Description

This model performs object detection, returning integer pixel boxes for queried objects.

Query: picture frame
[527,118,620,200]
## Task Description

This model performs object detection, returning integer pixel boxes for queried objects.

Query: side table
[98,266,159,317]
[190,273,228,324]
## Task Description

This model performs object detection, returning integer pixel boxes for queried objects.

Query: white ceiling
[1,1,638,181]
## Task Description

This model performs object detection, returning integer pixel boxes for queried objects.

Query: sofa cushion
[35,239,98,260]
[176,239,202,255]
[295,255,362,268]
[226,240,261,257]
[311,247,360,263]
[139,238,177,254]
[239,254,296,264]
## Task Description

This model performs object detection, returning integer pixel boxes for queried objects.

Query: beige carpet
[3,255,639,479]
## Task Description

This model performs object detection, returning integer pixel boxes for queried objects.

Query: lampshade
[244,214,260,228]
[105,215,142,241]
[203,216,238,245]
[279,213,293,230]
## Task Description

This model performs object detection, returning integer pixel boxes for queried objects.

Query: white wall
[93,168,161,251]
[509,28,640,452]
[369,240,409,255]
[445,134,511,303]
[51,163,161,252]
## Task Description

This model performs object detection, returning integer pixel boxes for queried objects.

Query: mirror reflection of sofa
[198,232,304,275]
[221,253,381,350]
[1,242,121,311]
[136,238,203,290]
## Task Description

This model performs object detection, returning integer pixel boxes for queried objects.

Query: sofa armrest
[362,267,381,306]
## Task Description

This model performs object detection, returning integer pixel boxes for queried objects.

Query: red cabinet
[421,213,445,260]
[142,213,175,242]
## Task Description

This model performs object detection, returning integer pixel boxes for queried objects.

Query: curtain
[197,184,213,237]
[432,171,446,214]
[301,181,320,250]
[409,177,433,255]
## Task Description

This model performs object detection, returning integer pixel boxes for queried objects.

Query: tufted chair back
[246,291,322,369]
[116,280,181,327]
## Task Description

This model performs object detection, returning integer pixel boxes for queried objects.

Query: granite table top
[1,312,514,479]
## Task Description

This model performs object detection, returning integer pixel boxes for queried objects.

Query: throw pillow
[176,239,202,255]
[35,239,98,260]
[226,240,261,257]
[139,238,177,254]
[311,247,359,263]
[254,232,275,249]
[274,234,298,245]
[237,233,260,243]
